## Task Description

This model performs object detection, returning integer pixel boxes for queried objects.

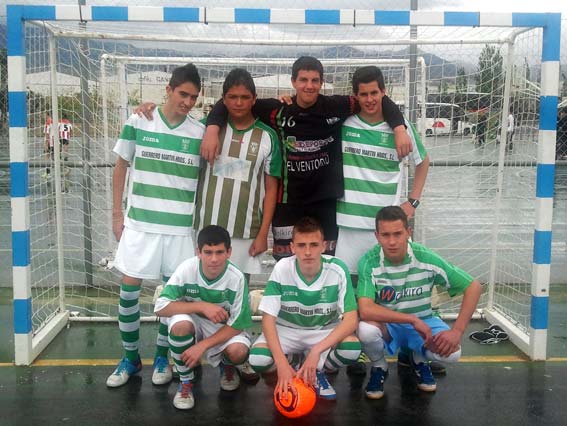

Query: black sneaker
[397,351,446,375]
[346,353,369,376]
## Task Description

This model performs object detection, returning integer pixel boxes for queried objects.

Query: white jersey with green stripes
[259,255,357,330]
[194,119,281,239]
[357,241,473,319]
[337,115,427,230]
[154,256,252,331]
[113,109,204,235]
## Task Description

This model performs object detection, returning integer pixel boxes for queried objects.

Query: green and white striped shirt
[337,115,427,230]
[114,109,204,235]
[155,256,252,331]
[194,119,281,239]
[259,255,357,330]
[357,242,473,319]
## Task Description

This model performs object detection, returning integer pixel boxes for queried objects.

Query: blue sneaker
[365,367,389,399]
[151,355,173,385]
[413,361,437,392]
[106,356,142,387]
[315,370,336,400]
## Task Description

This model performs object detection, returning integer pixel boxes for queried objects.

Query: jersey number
[281,116,296,128]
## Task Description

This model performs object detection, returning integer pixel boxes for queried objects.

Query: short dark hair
[292,56,324,81]
[169,63,201,91]
[352,66,386,94]
[375,206,408,231]
[222,68,256,97]
[197,225,231,250]
[292,216,325,240]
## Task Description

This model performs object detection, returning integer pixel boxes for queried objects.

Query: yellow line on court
[1,355,567,367]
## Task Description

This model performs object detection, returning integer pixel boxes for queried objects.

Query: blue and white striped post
[8,5,33,366]
[530,13,561,360]
[8,5,560,362]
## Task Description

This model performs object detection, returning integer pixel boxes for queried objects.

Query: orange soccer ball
[274,377,317,418]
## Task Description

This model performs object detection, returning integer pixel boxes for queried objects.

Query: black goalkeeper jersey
[207,94,404,205]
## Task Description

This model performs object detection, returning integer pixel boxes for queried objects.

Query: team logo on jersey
[380,133,393,147]
[249,141,259,156]
[326,117,340,125]
[180,139,191,152]
[284,136,297,150]
[377,286,396,303]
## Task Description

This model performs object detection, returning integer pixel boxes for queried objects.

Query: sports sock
[169,332,195,382]
[324,341,362,370]
[154,276,170,358]
[119,283,141,362]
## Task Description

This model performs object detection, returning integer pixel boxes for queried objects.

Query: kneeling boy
[357,206,481,399]
[249,217,361,400]
[154,225,253,410]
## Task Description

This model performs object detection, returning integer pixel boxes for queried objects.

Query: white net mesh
[21,16,546,346]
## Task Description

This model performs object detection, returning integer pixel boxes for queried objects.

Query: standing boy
[106,63,204,388]
[194,68,281,275]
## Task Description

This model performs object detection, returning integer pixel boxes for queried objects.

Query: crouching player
[154,225,254,410]
[357,206,482,398]
[248,217,361,400]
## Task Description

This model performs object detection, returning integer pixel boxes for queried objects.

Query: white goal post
[8,5,560,364]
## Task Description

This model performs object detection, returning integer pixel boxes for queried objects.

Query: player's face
[290,230,326,276]
[198,243,231,280]
[355,81,385,121]
[165,81,200,119]
[292,70,322,108]
[223,84,256,122]
[375,219,410,264]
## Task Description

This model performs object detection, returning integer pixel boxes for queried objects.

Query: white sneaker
[219,363,240,391]
[173,381,195,410]
[106,357,142,388]
[151,356,173,385]
[236,361,260,383]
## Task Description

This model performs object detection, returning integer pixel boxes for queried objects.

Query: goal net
[9,5,559,363]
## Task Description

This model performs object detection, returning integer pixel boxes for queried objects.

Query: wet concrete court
[1,285,567,426]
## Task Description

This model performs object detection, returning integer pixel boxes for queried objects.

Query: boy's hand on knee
[430,329,462,358]
[181,342,207,368]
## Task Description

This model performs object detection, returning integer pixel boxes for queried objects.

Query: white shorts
[229,238,262,275]
[167,314,251,367]
[254,325,335,371]
[335,228,377,273]
[114,227,195,280]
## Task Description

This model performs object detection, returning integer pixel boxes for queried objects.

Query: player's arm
[358,297,432,342]
[249,174,278,257]
[112,156,129,241]
[181,324,241,369]
[381,95,412,159]
[200,100,227,164]
[154,300,229,324]
[262,313,296,395]
[430,280,482,357]
[401,154,430,219]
